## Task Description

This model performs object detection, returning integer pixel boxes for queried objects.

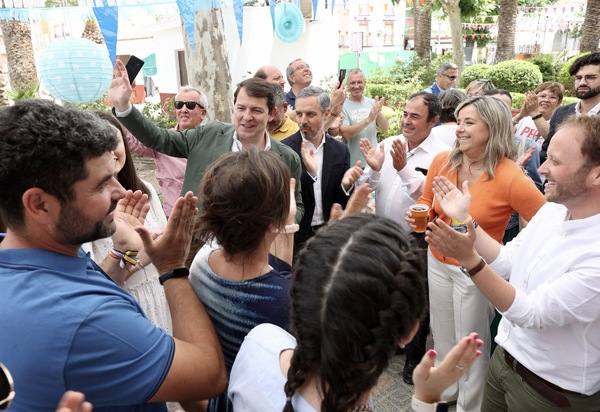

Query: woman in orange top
[415,96,545,412]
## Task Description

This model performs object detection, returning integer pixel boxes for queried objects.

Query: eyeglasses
[443,74,458,81]
[574,74,599,83]
[174,100,205,110]
[293,64,310,73]
[0,363,15,410]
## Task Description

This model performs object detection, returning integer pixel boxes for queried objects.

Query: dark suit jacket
[541,103,576,164]
[282,132,350,247]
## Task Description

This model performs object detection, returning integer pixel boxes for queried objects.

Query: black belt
[503,349,583,408]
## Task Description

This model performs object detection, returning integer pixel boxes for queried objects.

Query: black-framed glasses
[0,363,15,410]
[443,74,458,80]
[174,100,205,110]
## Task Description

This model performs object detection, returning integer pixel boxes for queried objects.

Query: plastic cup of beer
[410,204,430,233]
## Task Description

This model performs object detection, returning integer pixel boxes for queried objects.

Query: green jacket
[118,106,304,222]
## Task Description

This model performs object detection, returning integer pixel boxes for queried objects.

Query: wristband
[411,396,448,412]
[110,249,139,269]
[460,257,486,278]
[159,267,189,285]
[531,113,543,120]
[278,224,299,234]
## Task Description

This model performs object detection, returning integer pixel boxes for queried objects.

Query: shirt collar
[401,132,434,154]
[575,100,600,116]
[301,132,326,151]
[231,131,272,152]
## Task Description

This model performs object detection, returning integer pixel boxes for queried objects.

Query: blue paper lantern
[38,38,113,104]
[274,3,305,43]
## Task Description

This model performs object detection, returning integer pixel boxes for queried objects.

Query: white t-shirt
[514,116,543,150]
[229,324,315,412]
[429,123,458,148]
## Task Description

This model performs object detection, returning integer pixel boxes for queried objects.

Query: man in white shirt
[427,115,600,411]
[350,92,451,385]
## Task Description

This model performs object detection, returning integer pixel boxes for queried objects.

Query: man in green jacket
[109,60,304,223]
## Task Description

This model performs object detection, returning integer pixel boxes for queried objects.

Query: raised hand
[300,142,318,176]
[55,391,93,412]
[390,138,408,171]
[516,146,535,168]
[413,333,483,404]
[342,160,363,191]
[135,191,198,274]
[112,190,150,252]
[425,218,477,263]
[432,177,471,221]
[359,138,385,171]
[330,183,371,220]
[519,91,539,117]
[367,97,384,122]
[108,60,134,112]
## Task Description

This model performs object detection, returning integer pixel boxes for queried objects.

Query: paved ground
[134,156,456,412]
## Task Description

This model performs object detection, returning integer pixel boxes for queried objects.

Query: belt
[503,350,583,408]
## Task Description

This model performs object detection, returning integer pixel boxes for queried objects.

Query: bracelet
[278,223,299,234]
[531,113,543,120]
[110,249,139,269]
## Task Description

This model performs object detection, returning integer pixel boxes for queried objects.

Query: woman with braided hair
[229,214,484,412]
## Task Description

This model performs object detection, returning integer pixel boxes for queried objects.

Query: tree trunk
[580,0,600,52]
[414,0,432,61]
[0,19,38,91]
[495,0,517,62]
[441,0,464,71]
[0,72,8,107]
[182,7,233,122]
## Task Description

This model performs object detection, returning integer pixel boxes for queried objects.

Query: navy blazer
[541,103,576,164]
[282,132,350,247]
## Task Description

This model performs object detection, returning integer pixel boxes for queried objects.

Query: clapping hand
[432,177,471,221]
[367,97,384,122]
[359,138,385,172]
[516,146,535,168]
[330,183,372,220]
[300,142,318,176]
[55,391,92,412]
[390,138,408,171]
[109,60,134,112]
[112,190,150,252]
[135,191,198,274]
[413,333,483,404]
[519,91,539,118]
[342,161,363,191]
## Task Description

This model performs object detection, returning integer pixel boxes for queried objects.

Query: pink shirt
[126,131,186,217]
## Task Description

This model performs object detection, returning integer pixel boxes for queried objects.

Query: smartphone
[125,55,144,84]
[337,69,347,89]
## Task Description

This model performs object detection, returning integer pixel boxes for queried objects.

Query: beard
[575,85,600,99]
[55,200,118,246]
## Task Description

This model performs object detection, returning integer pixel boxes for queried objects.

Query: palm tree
[181,6,233,122]
[495,0,517,62]
[414,0,432,61]
[580,0,600,52]
[0,12,38,92]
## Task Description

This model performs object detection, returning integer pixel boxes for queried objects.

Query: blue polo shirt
[285,90,296,109]
[0,241,174,411]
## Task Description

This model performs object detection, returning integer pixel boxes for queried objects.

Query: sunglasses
[0,363,15,410]
[174,100,205,110]
[443,74,458,80]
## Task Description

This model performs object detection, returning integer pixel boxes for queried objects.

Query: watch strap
[531,113,543,120]
[463,257,486,277]
[159,267,189,285]
[411,396,448,412]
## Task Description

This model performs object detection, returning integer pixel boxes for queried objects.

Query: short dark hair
[0,100,117,229]
[254,68,267,80]
[94,111,149,196]
[197,149,290,255]
[484,88,513,103]
[234,77,277,112]
[284,214,426,412]
[569,52,600,76]
[439,89,467,123]
[561,115,600,167]
[408,91,441,121]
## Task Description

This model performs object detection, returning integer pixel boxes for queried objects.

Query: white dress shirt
[231,132,271,152]
[302,134,325,226]
[361,134,451,228]
[489,202,600,395]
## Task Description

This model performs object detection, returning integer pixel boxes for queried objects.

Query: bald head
[254,65,285,90]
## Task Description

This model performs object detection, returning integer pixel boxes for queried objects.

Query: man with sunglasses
[109,60,304,224]
[127,86,208,216]
[425,62,459,96]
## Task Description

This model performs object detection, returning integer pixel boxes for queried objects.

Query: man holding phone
[339,69,388,166]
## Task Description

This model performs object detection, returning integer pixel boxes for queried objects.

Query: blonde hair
[447,96,516,178]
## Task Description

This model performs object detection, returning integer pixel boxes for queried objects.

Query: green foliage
[421,52,454,87]
[557,52,591,96]
[510,92,525,109]
[527,54,558,82]
[7,82,39,101]
[460,64,492,88]
[141,100,176,129]
[366,82,422,108]
[487,60,543,94]
[44,0,78,6]
[70,98,111,112]
[562,96,579,106]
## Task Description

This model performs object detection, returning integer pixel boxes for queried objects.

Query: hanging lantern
[38,38,113,103]
[274,3,305,43]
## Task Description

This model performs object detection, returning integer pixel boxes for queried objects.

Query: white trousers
[428,249,494,412]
